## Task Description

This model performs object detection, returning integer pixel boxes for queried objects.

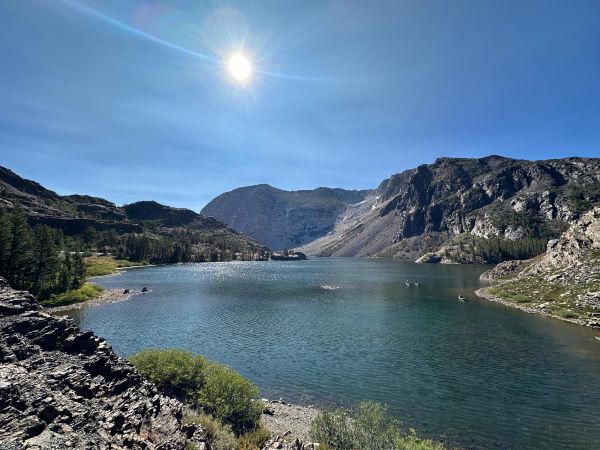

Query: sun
[227,53,252,82]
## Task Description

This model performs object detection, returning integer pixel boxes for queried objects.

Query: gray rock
[0,278,188,450]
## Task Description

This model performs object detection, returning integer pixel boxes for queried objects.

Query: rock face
[298,156,600,260]
[478,207,600,326]
[201,185,368,250]
[0,278,188,450]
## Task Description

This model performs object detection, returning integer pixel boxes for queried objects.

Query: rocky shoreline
[474,287,592,327]
[44,288,148,313]
[261,399,319,442]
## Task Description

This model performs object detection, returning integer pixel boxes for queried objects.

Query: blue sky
[1,0,599,210]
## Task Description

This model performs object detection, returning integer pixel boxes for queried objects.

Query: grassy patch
[41,283,104,307]
[85,255,147,276]
[487,267,600,320]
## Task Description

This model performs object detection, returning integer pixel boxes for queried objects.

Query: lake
[65,258,600,449]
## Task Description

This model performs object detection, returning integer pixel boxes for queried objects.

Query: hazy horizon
[2,0,600,210]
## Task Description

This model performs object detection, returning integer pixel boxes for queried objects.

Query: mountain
[477,206,600,327]
[297,156,600,261]
[201,184,368,250]
[0,166,267,261]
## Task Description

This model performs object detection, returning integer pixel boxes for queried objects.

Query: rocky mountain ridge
[0,166,266,260]
[297,156,600,261]
[0,277,189,449]
[201,184,368,250]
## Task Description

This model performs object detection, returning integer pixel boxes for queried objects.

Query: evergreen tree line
[447,235,548,264]
[88,226,261,263]
[0,207,86,299]
[0,207,265,296]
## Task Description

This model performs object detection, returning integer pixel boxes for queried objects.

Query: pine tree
[72,252,86,289]
[31,224,59,296]
[6,206,33,288]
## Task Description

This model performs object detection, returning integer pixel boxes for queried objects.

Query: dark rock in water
[141,287,149,292]
[0,277,188,450]
[123,289,130,294]
[270,251,307,261]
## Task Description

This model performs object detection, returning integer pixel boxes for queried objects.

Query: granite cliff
[201,184,367,250]
[297,156,600,261]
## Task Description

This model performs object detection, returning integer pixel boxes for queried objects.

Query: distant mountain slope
[298,156,600,261]
[0,166,266,261]
[201,184,368,250]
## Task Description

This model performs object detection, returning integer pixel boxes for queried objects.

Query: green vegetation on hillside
[310,401,444,450]
[569,180,600,213]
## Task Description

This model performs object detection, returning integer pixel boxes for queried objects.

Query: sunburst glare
[227,53,252,82]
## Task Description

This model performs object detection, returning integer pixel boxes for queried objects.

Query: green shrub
[184,411,237,450]
[198,361,263,435]
[41,283,104,307]
[130,349,205,403]
[310,401,444,450]
[236,426,271,450]
[130,349,262,435]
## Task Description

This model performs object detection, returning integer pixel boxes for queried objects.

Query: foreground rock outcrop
[477,207,600,327]
[0,278,188,450]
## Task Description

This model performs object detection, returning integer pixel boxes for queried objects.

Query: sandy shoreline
[474,287,591,327]
[45,288,148,312]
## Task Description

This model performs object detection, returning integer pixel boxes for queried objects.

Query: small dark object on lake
[123,289,130,294]
[141,287,149,292]
[270,251,307,261]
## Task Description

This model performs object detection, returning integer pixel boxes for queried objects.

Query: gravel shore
[45,288,147,312]
[261,399,320,441]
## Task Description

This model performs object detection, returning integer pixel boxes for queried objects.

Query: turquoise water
[67,258,600,449]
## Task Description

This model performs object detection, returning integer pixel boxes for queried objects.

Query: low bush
[130,349,205,403]
[235,426,271,450]
[41,283,104,307]
[310,401,444,450]
[184,411,237,450]
[198,361,263,435]
[130,349,263,435]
